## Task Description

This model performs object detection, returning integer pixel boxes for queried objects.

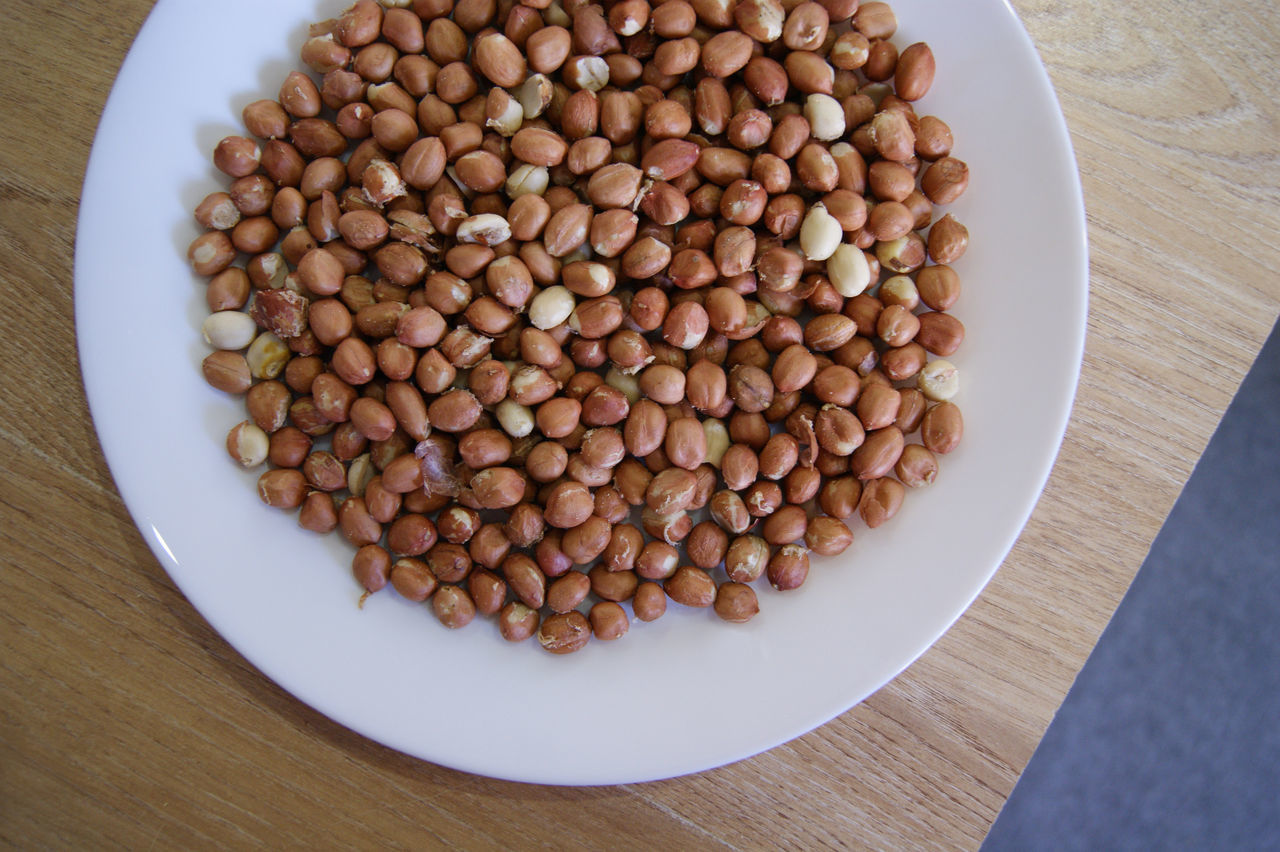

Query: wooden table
[3,0,1277,847]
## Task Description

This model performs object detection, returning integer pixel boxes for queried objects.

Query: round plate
[76,0,1087,784]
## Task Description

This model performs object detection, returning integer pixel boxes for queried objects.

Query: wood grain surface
[3,0,1278,848]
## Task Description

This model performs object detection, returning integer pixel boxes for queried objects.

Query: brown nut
[762,504,808,545]
[850,425,906,480]
[547,568,591,614]
[728,365,775,413]
[587,163,644,209]
[663,565,715,607]
[724,535,769,583]
[916,264,962,312]
[713,582,760,623]
[474,32,527,87]
[664,417,707,471]
[645,466,699,515]
[858,477,905,528]
[701,30,753,78]
[921,157,969,205]
[640,138,701,181]
[915,115,954,161]
[720,444,760,491]
[537,611,591,653]
[543,480,596,528]
[895,443,939,488]
[632,582,668,622]
[803,515,854,555]
[499,602,540,643]
[589,601,630,640]
[589,564,640,601]
[502,553,547,610]
[771,344,819,394]
[895,42,936,101]
[767,544,810,590]
[927,213,969,264]
[914,311,966,356]
[685,521,730,570]
[921,401,964,454]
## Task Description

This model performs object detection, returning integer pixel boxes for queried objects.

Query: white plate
[76,0,1087,784]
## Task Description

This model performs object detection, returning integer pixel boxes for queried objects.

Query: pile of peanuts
[190,0,969,653]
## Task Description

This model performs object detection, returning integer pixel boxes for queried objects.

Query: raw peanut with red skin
[589,565,639,601]
[632,582,667,622]
[432,585,477,629]
[767,544,810,590]
[391,558,438,601]
[915,312,966,356]
[714,582,760,623]
[538,611,591,653]
[921,157,970,205]
[473,33,526,88]
[353,544,393,594]
[859,477,905,528]
[589,602,629,640]
[804,515,853,555]
[895,42,937,101]
[851,426,906,480]
[664,565,715,607]
[921,401,964,454]
[499,602,540,642]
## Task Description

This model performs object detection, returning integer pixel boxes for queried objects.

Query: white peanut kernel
[827,243,872,297]
[804,93,846,142]
[202,310,258,350]
[799,203,842,261]
[529,285,576,329]
[919,359,960,401]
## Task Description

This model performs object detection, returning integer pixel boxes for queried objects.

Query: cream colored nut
[485,90,524,136]
[799,203,842,262]
[605,367,642,404]
[564,56,609,91]
[703,418,730,467]
[529,285,576,329]
[879,274,919,309]
[226,420,269,467]
[506,163,549,199]
[202,310,258,350]
[496,399,535,437]
[517,74,554,118]
[456,213,512,246]
[347,453,375,497]
[804,93,846,142]
[827,242,872,297]
[918,359,960,401]
[245,331,290,379]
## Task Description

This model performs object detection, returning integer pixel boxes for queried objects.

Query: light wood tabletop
[3,0,1278,848]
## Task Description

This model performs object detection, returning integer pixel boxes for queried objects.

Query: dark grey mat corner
[982,319,1280,852]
